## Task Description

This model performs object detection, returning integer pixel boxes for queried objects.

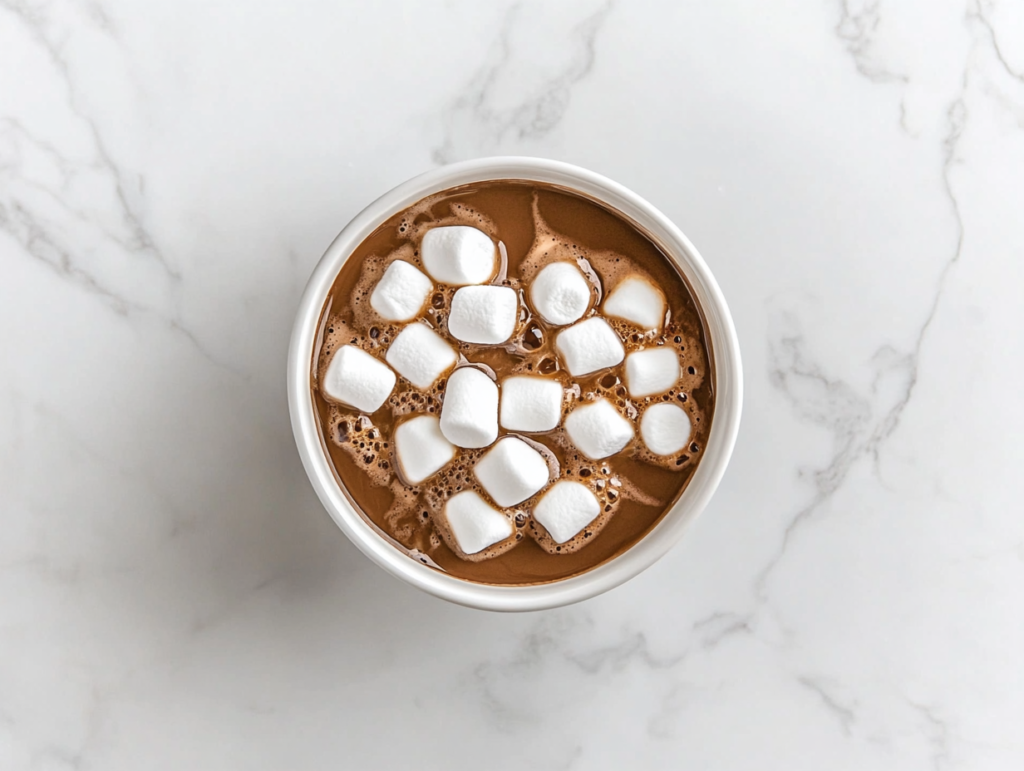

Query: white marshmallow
[443,491,513,555]
[529,262,591,325]
[555,317,625,377]
[603,276,666,331]
[640,403,692,456]
[473,437,550,507]
[532,481,601,544]
[385,323,457,389]
[625,348,680,398]
[421,226,496,286]
[499,376,563,432]
[393,415,456,484]
[439,367,499,448]
[448,285,518,344]
[369,260,433,321]
[564,398,635,460]
[321,345,396,413]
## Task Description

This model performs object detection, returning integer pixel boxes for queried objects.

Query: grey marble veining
[1,0,1022,768]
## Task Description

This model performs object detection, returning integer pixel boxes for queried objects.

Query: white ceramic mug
[288,157,742,611]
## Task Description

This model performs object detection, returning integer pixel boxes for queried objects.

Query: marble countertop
[2,0,1022,768]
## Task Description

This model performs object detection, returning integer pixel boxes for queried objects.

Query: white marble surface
[2,0,1023,768]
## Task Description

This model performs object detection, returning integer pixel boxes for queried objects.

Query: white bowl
[288,157,742,611]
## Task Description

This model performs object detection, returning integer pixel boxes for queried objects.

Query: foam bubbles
[316,186,712,566]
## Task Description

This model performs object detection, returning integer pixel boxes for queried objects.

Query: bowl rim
[287,157,743,612]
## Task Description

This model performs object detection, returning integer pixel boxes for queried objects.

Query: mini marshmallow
[473,437,550,507]
[625,348,680,398]
[448,285,518,344]
[603,276,667,331]
[555,317,625,377]
[421,226,496,286]
[529,262,591,325]
[369,260,433,321]
[499,376,563,432]
[640,403,692,456]
[321,345,396,413]
[564,398,635,460]
[394,415,456,484]
[443,491,513,555]
[439,367,499,448]
[532,481,601,544]
[385,322,457,389]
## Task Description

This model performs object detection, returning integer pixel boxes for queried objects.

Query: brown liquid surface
[311,181,714,585]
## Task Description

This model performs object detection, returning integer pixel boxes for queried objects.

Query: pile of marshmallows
[323,226,693,557]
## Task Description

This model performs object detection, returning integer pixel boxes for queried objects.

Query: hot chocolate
[311,180,714,585]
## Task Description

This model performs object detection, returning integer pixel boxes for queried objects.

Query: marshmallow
[321,345,396,413]
[529,262,591,325]
[499,376,563,432]
[625,348,680,398]
[394,415,456,484]
[603,276,666,331]
[555,317,625,377]
[473,437,550,507]
[369,260,433,321]
[439,367,499,448]
[385,323,457,389]
[564,398,635,460]
[448,285,518,344]
[640,403,692,456]
[532,481,601,544]
[443,491,514,555]
[421,226,496,286]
